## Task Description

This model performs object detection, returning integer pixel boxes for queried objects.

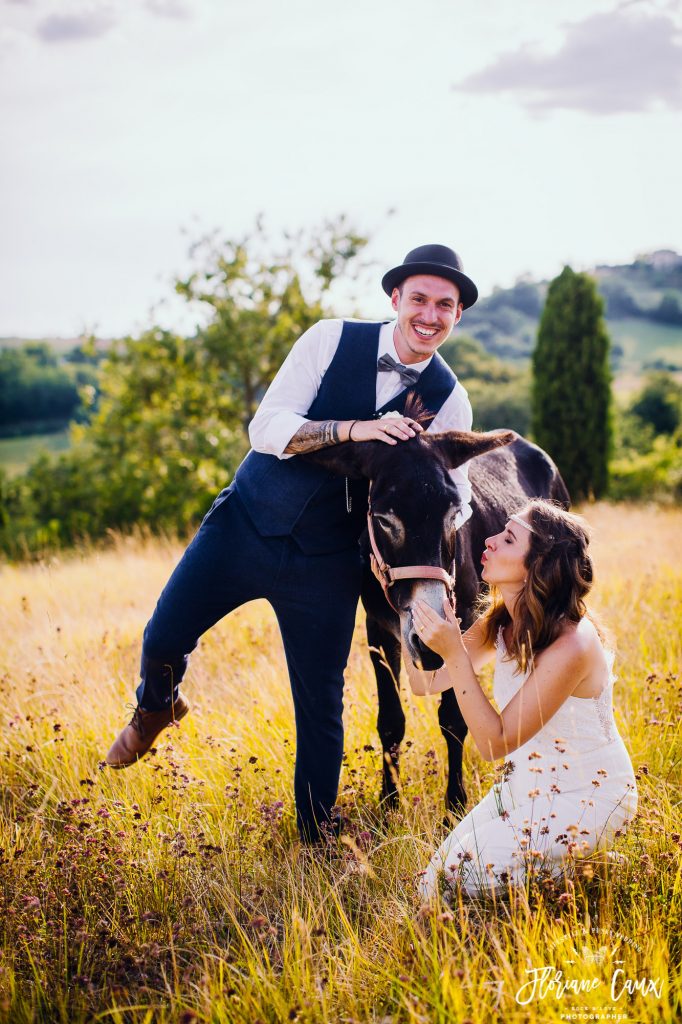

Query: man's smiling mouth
[412,324,439,338]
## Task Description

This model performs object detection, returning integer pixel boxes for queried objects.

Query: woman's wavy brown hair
[479,499,597,672]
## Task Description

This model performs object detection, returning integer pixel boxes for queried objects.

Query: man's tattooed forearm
[284,420,340,454]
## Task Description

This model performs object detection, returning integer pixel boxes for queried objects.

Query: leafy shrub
[609,431,682,502]
[630,372,682,435]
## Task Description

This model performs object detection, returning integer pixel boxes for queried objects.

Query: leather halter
[367,500,456,614]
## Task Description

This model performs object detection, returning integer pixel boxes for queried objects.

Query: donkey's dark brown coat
[308,407,569,816]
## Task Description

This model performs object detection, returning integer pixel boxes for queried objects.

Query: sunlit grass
[1,504,680,1022]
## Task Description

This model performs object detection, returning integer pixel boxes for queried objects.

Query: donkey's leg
[366,616,404,808]
[438,688,468,817]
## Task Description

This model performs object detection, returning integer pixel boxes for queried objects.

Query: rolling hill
[459,249,682,375]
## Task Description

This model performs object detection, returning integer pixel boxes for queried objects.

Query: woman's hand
[413,597,463,659]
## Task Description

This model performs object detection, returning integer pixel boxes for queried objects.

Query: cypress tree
[531,266,612,501]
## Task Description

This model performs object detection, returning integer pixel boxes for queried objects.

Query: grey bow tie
[377,353,420,387]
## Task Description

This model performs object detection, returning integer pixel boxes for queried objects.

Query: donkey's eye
[374,512,405,545]
[445,509,459,533]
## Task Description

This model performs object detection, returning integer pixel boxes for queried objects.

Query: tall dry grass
[0,504,680,1023]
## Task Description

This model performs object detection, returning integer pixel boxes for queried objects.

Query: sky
[1,0,681,338]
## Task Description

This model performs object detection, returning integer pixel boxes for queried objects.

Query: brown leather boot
[105,694,190,768]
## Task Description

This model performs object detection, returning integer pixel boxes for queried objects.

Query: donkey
[309,402,569,817]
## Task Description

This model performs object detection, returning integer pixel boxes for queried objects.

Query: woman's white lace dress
[419,628,638,899]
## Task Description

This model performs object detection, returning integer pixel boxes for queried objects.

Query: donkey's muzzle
[409,633,445,672]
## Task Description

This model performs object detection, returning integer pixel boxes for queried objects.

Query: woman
[415,499,637,900]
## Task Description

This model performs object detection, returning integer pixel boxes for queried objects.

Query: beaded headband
[509,513,536,535]
[509,512,556,542]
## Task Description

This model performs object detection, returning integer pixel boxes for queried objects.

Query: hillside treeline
[459,254,682,367]
[0,344,99,436]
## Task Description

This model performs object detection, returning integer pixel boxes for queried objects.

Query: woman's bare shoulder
[540,618,609,698]
[544,617,601,666]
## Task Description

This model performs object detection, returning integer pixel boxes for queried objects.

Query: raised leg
[107,488,265,767]
[136,488,262,710]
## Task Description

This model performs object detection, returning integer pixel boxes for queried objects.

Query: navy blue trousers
[136,486,363,843]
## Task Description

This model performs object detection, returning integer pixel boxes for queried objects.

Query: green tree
[175,215,367,431]
[0,217,368,556]
[630,371,682,435]
[531,266,613,500]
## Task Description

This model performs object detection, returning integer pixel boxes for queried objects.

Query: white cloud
[24,0,195,46]
[35,7,117,43]
[454,9,682,113]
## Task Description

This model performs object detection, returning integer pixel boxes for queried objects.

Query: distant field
[0,335,87,354]
[0,429,71,476]
[465,312,682,374]
[610,317,682,373]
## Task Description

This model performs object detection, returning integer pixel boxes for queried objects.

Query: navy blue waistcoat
[232,320,457,554]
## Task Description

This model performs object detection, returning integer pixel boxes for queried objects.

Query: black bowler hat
[381,244,478,309]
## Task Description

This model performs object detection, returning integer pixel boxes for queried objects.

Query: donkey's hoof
[444,792,467,824]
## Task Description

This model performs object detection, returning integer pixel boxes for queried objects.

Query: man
[106,243,479,843]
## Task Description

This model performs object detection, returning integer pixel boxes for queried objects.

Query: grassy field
[1,504,680,1023]
[609,318,682,375]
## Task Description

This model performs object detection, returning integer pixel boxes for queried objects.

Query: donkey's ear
[302,441,379,479]
[427,429,516,470]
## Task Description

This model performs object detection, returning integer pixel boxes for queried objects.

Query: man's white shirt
[248,318,473,527]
